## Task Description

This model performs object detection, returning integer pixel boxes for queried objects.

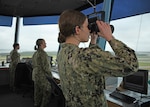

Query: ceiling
[0,0,150,26]
[0,0,103,17]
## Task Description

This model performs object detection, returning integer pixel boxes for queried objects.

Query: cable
[87,0,96,12]
[135,14,143,52]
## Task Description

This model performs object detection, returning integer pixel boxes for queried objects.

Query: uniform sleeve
[74,38,139,77]
[11,51,20,66]
[39,51,52,78]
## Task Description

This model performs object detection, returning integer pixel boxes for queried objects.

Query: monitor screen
[6,55,11,63]
[123,69,148,94]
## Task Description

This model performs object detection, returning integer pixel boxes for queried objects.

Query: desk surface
[0,63,9,68]
[105,75,150,107]
[105,89,150,107]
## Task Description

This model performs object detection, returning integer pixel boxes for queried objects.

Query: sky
[0,13,150,53]
[106,13,150,52]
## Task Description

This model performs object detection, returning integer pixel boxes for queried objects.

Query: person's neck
[14,48,18,51]
[65,35,80,46]
[38,47,44,50]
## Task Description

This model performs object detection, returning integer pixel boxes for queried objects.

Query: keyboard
[109,90,136,104]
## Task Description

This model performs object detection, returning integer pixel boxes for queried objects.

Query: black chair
[46,76,66,107]
[14,62,34,97]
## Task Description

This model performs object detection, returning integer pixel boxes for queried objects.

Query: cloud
[0,13,150,53]
[18,23,59,52]
[107,13,150,52]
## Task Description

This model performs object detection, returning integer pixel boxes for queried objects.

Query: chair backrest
[14,62,33,88]
[46,76,66,107]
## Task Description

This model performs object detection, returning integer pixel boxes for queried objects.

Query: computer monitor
[123,69,148,95]
[6,55,11,63]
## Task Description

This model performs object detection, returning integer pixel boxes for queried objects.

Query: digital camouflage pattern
[32,48,52,107]
[9,49,20,90]
[57,38,139,107]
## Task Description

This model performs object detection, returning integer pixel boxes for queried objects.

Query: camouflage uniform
[9,49,20,90]
[32,48,52,107]
[57,39,139,107]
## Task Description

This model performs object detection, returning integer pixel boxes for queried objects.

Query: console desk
[105,89,150,107]
[0,64,9,85]
[1,65,150,107]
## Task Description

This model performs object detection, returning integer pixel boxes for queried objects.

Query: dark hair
[34,38,44,50]
[58,10,86,43]
[13,43,19,49]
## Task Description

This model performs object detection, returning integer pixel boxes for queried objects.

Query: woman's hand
[90,32,98,44]
[96,21,113,41]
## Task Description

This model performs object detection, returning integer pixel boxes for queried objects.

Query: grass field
[0,51,150,70]
[137,53,150,70]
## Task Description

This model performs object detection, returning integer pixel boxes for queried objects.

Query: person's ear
[74,26,81,35]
